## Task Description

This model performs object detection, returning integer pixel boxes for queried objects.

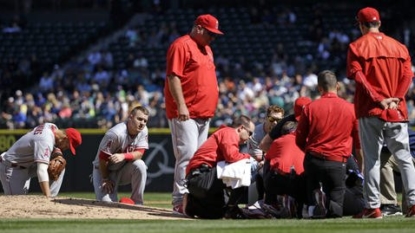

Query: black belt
[308,151,348,163]
[189,164,211,177]
[0,157,27,169]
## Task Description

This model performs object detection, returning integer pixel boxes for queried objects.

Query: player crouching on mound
[0,124,82,197]
[92,106,149,205]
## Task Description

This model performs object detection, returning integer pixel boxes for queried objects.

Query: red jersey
[164,34,219,119]
[186,126,250,175]
[296,93,360,159]
[265,133,305,175]
[347,32,413,121]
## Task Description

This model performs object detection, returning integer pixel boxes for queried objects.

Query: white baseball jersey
[4,123,57,167]
[92,122,148,169]
[92,121,149,204]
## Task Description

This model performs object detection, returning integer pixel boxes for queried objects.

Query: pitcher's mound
[0,195,190,220]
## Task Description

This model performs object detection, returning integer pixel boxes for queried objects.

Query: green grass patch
[1,217,415,233]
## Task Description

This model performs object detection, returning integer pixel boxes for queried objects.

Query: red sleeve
[346,46,360,79]
[395,56,414,99]
[166,41,187,78]
[354,71,383,102]
[98,151,110,161]
[219,131,250,163]
[135,148,145,155]
[295,107,309,151]
[265,139,279,160]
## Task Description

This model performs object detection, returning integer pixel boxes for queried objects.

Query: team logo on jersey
[44,147,50,157]
[105,140,113,151]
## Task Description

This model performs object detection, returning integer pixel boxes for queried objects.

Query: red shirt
[186,126,250,175]
[296,93,360,159]
[265,133,305,175]
[347,32,413,121]
[164,34,219,119]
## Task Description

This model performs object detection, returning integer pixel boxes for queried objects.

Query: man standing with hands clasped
[164,14,223,214]
[347,7,415,218]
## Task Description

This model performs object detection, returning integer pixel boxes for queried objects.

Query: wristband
[124,153,134,161]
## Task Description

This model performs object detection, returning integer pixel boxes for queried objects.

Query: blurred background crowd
[1,0,415,130]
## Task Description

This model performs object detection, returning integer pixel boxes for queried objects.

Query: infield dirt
[0,195,189,220]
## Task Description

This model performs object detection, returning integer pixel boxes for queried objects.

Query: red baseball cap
[195,14,224,35]
[294,97,312,121]
[65,128,82,155]
[357,7,380,23]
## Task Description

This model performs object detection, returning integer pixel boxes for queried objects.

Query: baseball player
[0,123,82,197]
[92,106,149,205]
[164,14,223,213]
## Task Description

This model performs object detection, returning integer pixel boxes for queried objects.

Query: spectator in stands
[87,49,102,71]
[38,71,54,93]
[125,26,141,47]
[2,21,21,33]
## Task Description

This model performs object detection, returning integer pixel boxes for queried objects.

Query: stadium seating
[104,5,362,77]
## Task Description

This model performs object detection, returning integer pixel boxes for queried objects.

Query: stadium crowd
[1,1,415,130]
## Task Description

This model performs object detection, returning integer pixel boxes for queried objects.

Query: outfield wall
[0,128,176,193]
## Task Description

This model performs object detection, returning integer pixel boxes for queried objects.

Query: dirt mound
[0,195,188,220]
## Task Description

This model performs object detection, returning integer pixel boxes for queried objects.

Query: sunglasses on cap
[267,116,283,123]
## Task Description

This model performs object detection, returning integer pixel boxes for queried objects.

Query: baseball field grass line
[1,217,415,233]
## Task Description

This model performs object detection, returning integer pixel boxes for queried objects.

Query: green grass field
[1,192,415,233]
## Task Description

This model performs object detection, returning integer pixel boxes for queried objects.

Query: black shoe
[224,206,246,219]
[381,204,402,216]
[312,189,327,219]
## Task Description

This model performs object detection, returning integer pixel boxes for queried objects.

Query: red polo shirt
[347,32,413,121]
[295,93,360,159]
[266,133,305,175]
[164,34,219,119]
[186,126,250,175]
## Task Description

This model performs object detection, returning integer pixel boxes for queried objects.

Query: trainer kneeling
[184,115,255,219]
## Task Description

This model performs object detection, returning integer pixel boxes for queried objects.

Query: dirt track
[0,195,189,220]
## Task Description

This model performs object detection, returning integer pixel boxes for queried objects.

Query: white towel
[216,159,251,188]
